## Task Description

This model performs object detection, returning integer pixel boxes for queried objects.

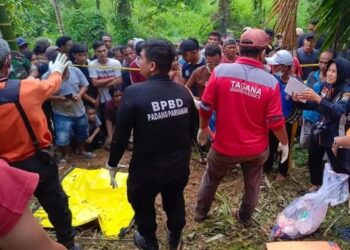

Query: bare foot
[276,173,286,182]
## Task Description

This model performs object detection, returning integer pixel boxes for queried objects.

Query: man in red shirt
[195,29,289,225]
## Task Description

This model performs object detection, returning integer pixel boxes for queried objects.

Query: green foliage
[110,0,134,44]
[4,0,344,49]
[315,0,350,51]
[4,0,57,40]
[62,9,106,47]
[130,0,215,43]
[292,143,308,167]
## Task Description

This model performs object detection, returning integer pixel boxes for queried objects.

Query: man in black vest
[106,39,196,250]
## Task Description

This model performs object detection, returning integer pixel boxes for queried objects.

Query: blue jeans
[53,112,88,146]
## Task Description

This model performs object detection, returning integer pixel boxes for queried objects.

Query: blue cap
[16,37,27,47]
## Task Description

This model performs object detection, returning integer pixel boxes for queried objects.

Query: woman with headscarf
[293,58,350,192]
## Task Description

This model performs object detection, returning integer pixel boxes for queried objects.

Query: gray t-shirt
[88,58,122,103]
[43,66,89,117]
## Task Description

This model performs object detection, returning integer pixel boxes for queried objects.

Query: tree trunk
[111,0,132,43]
[96,0,100,10]
[252,0,264,26]
[218,0,232,33]
[51,0,65,35]
[0,3,16,50]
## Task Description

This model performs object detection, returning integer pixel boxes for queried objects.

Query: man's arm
[106,76,122,87]
[73,86,88,102]
[83,93,98,106]
[107,89,134,167]
[271,126,288,145]
[23,72,62,101]
[91,77,116,87]
[185,70,196,91]
[0,208,66,250]
[105,119,114,144]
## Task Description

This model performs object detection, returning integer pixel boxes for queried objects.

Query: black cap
[178,39,199,54]
[265,28,275,38]
[305,32,315,40]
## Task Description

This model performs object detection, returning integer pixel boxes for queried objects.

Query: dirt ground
[52,147,350,250]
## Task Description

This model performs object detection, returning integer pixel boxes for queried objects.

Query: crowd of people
[1,20,350,250]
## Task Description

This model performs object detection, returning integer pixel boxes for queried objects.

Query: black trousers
[127,168,189,240]
[308,134,337,186]
[11,153,75,247]
[264,122,295,176]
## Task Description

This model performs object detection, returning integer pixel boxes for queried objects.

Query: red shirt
[129,59,147,84]
[104,99,119,125]
[200,57,284,157]
[0,159,39,237]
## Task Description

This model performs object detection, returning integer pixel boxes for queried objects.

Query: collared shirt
[200,56,284,157]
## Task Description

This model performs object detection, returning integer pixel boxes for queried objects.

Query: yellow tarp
[34,168,134,238]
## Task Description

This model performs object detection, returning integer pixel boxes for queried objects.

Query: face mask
[274,71,282,77]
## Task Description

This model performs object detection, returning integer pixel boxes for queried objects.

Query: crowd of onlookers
[9,21,350,190]
[2,19,350,250]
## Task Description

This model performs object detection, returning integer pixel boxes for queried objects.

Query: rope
[300,63,319,68]
[71,63,141,71]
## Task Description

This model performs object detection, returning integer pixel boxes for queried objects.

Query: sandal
[198,156,207,165]
[79,151,96,159]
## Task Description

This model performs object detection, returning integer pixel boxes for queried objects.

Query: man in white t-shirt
[89,41,122,106]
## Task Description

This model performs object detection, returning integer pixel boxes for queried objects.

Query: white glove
[48,53,69,74]
[197,127,212,146]
[193,99,201,110]
[105,161,119,188]
[277,143,289,163]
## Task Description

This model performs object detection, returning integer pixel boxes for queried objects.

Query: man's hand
[197,127,212,146]
[48,53,69,74]
[332,137,340,156]
[73,93,82,102]
[104,161,119,188]
[86,136,93,144]
[193,98,201,110]
[277,143,289,163]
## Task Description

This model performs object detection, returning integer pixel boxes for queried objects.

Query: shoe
[79,151,95,159]
[194,213,209,222]
[233,210,252,227]
[168,231,183,250]
[68,243,82,250]
[198,156,207,165]
[58,158,67,164]
[134,231,159,250]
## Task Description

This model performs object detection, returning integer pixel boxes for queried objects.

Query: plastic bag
[271,164,349,239]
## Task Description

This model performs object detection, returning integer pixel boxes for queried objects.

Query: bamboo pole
[51,0,65,35]
[0,3,16,50]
